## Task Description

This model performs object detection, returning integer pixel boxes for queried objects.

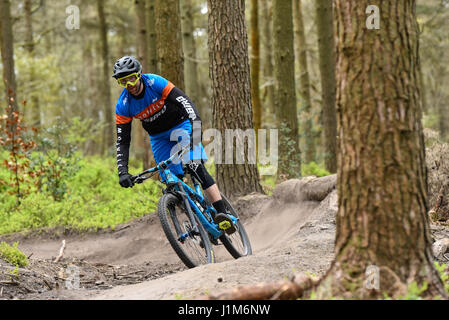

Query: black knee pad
[185,161,215,190]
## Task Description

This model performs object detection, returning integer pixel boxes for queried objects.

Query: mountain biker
[112,56,235,234]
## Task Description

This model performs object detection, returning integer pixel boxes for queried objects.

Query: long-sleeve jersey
[115,73,201,176]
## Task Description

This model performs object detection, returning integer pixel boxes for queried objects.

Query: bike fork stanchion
[177,182,199,233]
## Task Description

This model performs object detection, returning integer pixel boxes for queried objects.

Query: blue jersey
[114,73,201,176]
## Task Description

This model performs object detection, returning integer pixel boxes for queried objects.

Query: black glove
[119,173,134,188]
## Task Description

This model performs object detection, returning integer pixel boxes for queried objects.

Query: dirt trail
[0,177,340,300]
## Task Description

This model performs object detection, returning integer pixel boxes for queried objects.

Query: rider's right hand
[119,173,134,188]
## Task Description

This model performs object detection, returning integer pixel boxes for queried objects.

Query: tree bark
[208,0,264,199]
[146,0,158,74]
[272,0,301,179]
[315,0,337,173]
[201,273,318,300]
[24,0,41,128]
[315,0,447,299]
[135,0,152,169]
[180,0,201,114]
[0,0,18,132]
[155,0,184,90]
[97,0,114,155]
[250,0,262,135]
[293,0,314,164]
[260,0,275,126]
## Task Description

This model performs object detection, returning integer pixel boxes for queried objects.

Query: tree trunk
[0,0,18,132]
[293,0,314,164]
[272,0,301,180]
[135,0,152,169]
[208,0,264,199]
[155,0,184,90]
[260,0,275,126]
[315,0,447,299]
[250,0,262,135]
[24,0,41,128]
[315,0,337,173]
[97,0,114,155]
[180,0,201,114]
[146,0,158,74]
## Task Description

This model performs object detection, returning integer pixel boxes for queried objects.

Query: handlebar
[130,144,190,184]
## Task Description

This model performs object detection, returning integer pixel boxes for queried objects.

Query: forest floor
[1,176,449,300]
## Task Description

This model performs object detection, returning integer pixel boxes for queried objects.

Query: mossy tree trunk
[315,0,337,173]
[97,0,114,155]
[24,0,41,128]
[260,0,275,126]
[180,0,201,115]
[315,0,447,299]
[272,0,301,179]
[250,0,262,137]
[293,0,314,164]
[0,0,18,133]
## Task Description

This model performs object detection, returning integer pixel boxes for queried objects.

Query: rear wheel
[219,193,252,259]
[158,193,215,268]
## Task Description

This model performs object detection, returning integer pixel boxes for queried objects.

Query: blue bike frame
[133,152,238,241]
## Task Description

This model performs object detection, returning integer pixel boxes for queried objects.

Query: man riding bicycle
[112,56,235,234]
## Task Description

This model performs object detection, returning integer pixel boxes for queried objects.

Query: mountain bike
[130,145,252,268]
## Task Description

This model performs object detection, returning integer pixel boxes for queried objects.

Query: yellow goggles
[117,72,141,88]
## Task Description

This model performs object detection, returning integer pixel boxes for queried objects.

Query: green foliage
[0,242,29,268]
[0,156,163,235]
[434,262,449,295]
[0,106,38,204]
[28,119,82,201]
[301,161,331,177]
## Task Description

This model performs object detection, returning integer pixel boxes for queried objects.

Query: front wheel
[219,193,252,259]
[158,193,215,268]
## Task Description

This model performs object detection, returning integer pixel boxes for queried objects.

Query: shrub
[0,242,29,267]
[301,161,331,177]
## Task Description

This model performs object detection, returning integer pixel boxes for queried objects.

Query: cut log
[198,273,318,300]
[273,175,337,203]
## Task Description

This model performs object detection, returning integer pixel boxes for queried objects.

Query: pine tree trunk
[293,0,314,164]
[315,0,337,173]
[135,0,152,169]
[180,0,201,114]
[0,0,18,132]
[146,0,158,74]
[315,0,447,299]
[250,0,262,135]
[272,0,301,179]
[208,0,264,199]
[24,0,41,128]
[155,0,184,90]
[97,0,114,155]
[260,0,275,126]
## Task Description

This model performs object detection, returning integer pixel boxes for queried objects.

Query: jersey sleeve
[144,74,175,100]
[115,91,133,124]
[115,91,132,176]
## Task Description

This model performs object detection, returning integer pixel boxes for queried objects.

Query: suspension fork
[176,182,200,233]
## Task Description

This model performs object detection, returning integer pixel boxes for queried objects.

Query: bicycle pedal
[215,213,236,235]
